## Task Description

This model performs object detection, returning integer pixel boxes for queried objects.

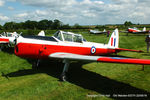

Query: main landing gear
[32,59,70,81]
[32,59,40,69]
[60,59,70,81]
[0,44,4,51]
[0,46,2,51]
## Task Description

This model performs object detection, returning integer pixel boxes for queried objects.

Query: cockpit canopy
[54,31,86,43]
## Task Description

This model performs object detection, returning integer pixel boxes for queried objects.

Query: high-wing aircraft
[89,29,107,34]
[128,27,150,34]
[0,32,19,50]
[14,29,150,81]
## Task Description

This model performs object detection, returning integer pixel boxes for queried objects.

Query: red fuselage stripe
[0,38,9,42]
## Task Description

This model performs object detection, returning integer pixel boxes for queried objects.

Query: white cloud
[16,13,28,18]
[0,15,9,21]
[8,6,14,10]
[16,0,76,7]
[2,0,150,25]
[35,10,48,15]
[111,0,137,4]
[7,0,16,2]
[0,0,4,6]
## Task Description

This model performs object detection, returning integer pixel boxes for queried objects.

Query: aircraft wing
[49,52,150,65]
[0,38,9,43]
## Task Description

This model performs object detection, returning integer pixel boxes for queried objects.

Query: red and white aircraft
[14,29,150,81]
[128,27,149,34]
[0,32,19,50]
[0,32,19,44]
[0,30,45,50]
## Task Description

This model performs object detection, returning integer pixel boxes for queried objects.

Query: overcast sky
[0,0,150,25]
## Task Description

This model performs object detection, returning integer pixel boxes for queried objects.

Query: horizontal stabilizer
[115,48,143,52]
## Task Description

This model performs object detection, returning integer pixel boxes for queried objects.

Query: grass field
[0,29,150,100]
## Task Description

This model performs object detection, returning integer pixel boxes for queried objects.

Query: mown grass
[0,29,150,100]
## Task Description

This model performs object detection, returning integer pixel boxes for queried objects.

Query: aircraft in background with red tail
[128,27,150,34]
[14,29,150,81]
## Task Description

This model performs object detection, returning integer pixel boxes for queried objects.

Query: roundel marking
[91,46,96,54]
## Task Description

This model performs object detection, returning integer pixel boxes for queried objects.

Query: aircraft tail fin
[38,30,45,36]
[108,28,119,48]
[103,29,106,32]
[143,27,146,31]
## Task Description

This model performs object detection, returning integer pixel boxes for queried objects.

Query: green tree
[124,21,133,27]
[37,19,49,30]
[52,19,63,29]
[0,24,3,30]
[47,20,53,29]
[73,23,82,29]
[24,20,38,29]
[3,22,16,30]
[61,24,71,29]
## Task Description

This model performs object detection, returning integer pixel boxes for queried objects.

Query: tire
[60,73,67,81]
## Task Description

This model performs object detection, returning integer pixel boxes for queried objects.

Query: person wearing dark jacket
[145,35,150,52]
[107,31,110,37]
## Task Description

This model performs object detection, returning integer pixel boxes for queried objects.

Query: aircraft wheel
[60,73,67,81]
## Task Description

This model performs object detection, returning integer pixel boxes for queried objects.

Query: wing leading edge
[49,52,150,65]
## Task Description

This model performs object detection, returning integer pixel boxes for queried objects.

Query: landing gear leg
[0,44,4,51]
[60,59,70,81]
[32,59,40,69]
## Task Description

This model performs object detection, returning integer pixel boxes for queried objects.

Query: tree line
[0,20,149,31]
[0,19,85,30]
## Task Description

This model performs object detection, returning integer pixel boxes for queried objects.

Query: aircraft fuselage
[15,36,116,59]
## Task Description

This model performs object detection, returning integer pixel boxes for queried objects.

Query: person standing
[107,31,110,37]
[145,35,150,52]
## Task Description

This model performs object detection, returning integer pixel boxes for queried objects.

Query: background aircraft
[89,29,107,34]
[128,27,150,34]
[0,30,45,50]
[38,30,45,36]
[0,32,19,50]
[0,32,19,44]
[14,29,150,81]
